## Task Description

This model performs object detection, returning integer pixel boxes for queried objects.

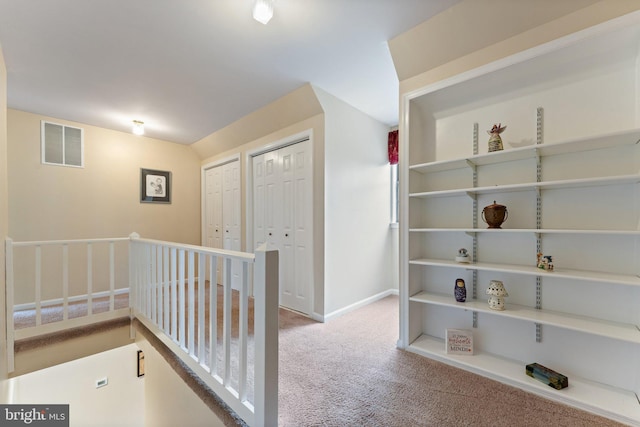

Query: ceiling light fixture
[252,0,274,25]
[132,120,144,136]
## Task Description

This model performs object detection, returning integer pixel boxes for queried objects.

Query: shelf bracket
[472,122,479,329]
[535,106,544,343]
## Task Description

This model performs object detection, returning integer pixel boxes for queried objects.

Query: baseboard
[322,288,398,322]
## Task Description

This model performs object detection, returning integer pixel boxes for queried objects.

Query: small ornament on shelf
[482,201,508,229]
[536,253,554,271]
[486,280,508,310]
[455,248,471,263]
[487,123,506,152]
[454,278,466,302]
[446,329,473,355]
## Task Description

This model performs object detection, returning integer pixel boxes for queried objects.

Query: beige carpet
[277,295,625,427]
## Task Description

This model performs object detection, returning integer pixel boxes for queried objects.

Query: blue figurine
[454,278,466,302]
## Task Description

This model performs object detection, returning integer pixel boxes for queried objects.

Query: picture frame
[137,350,145,377]
[140,168,171,203]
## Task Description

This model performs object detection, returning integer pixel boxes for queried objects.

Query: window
[41,121,84,167]
[390,163,399,224]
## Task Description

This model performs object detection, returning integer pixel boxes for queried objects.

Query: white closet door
[252,154,266,249]
[205,166,224,285]
[279,142,312,314]
[252,139,312,315]
[263,150,281,253]
[222,160,242,290]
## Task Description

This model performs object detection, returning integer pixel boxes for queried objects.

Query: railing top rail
[7,236,130,247]
[131,236,256,263]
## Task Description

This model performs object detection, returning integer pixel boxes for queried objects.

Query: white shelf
[410,291,640,344]
[409,228,640,235]
[409,174,640,199]
[408,335,640,426]
[409,258,640,287]
[410,128,640,174]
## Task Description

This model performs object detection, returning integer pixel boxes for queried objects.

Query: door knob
[268,232,272,236]
[285,233,289,237]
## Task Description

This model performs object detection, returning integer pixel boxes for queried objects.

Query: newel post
[253,244,279,427]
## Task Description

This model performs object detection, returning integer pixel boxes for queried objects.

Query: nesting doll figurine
[454,278,466,302]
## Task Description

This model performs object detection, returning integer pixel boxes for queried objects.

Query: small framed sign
[140,168,171,204]
[446,329,473,355]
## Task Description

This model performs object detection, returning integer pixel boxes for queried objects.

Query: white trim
[323,289,399,322]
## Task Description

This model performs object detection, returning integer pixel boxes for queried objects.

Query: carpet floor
[277,295,626,427]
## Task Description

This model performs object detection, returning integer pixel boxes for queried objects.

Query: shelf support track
[535,107,544,343]
[472,122,479,328]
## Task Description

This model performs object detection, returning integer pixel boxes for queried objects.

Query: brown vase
[482,201,508,229]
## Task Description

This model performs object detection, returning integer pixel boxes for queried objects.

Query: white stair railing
[128,234,279,427]
[5,236,131,372]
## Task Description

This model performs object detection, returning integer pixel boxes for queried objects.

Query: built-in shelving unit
[400,12,640,426]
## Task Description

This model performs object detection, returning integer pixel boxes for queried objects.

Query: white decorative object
[486,280,508,311]
[455,248,471,263]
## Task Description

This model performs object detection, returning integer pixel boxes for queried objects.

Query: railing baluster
[109,242,115,311]
[209,255,218,377]
[188,250,196,358]
[223,257,232,386]
[62,244,69,321]
[35,245,42,326]
[163,246,170,334]
[178,248,186,350]
[151,245,157,324]
[198,252,206,364]
[238,260,249,402]
[87,243,93,316]
[171,247,177,341]
[156,245,163,329]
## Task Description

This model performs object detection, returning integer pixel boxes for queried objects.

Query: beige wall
[192,84,323,159]
[390,0,640,95]
[0,43,9,391]
[136,337,224,427]
[8,109,202,243]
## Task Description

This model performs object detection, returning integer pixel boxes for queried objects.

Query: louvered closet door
[252,139,312,315]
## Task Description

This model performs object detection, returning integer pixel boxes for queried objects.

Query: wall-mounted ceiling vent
[41,120,84,167]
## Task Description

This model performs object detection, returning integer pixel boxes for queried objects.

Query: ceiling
[0,0,459,145]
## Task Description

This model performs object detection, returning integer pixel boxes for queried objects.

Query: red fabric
[388,130,398,165]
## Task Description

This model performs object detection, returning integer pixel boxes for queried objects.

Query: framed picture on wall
[140,168,171,204]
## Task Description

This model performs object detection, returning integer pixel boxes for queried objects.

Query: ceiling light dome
[132,120,144,136]
[253,0,274,25]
